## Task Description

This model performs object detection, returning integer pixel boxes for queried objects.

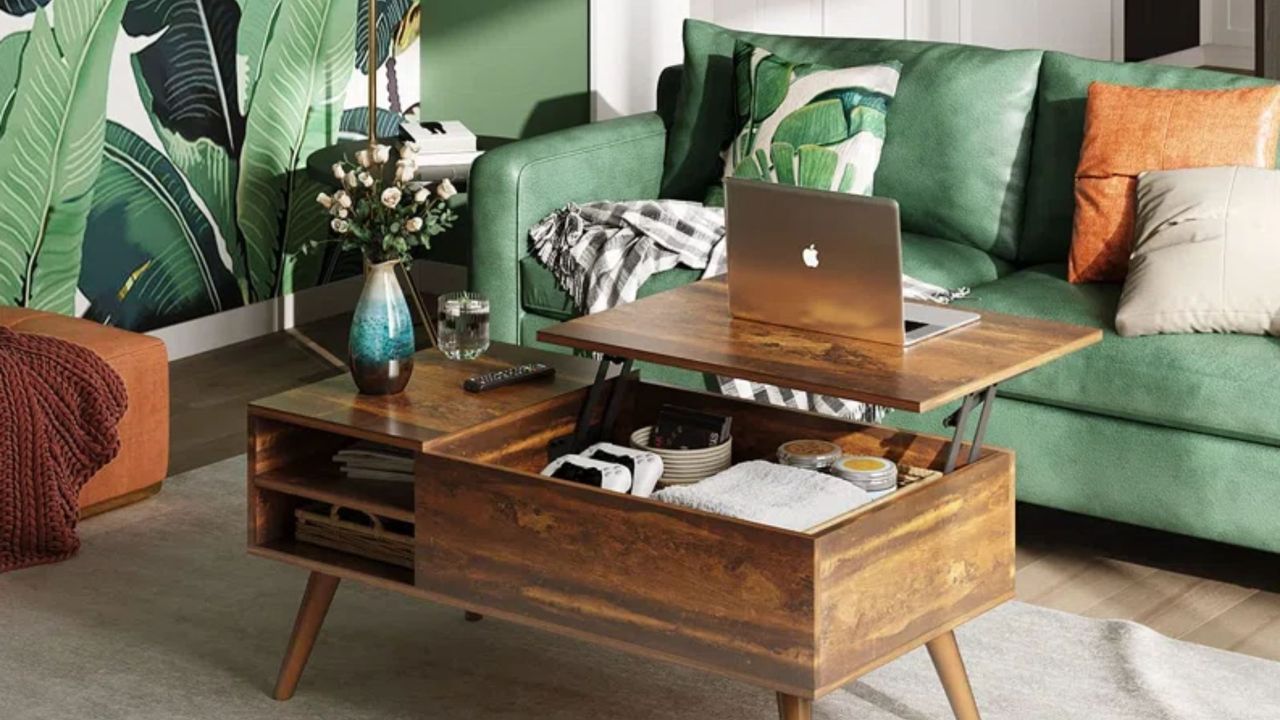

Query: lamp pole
[368,0,378,148]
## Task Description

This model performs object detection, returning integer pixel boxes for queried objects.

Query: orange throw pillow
[1068,82,1280,283]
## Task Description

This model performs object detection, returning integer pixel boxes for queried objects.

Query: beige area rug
[2,456,1279,719]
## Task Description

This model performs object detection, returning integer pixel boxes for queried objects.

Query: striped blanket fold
[530,200,967,423]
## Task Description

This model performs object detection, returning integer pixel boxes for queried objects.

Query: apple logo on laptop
[802,243,820,268]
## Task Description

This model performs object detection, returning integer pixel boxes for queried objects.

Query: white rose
[372,144,391,164]
[331,163,345,181]
[436,178,457,200]
[381,187,402,209]
[405,217,424,233]
[331,218,350,234]
[316,192,334,209]
[396,165,415,183]
[337,208,349,219]
[334,191,353,209]
[413,187,430,203]
[344,172,359,190]
[402,141,419,156]
[359,172,374,188]
[355,149,372,168]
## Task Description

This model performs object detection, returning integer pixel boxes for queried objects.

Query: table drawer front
[415,453,819,692]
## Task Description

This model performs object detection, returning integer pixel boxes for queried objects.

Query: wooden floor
[168,315,1280,663]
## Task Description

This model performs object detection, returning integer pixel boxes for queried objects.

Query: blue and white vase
[349,260,415,395]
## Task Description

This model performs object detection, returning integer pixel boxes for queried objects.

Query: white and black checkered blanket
[530,200,968,423]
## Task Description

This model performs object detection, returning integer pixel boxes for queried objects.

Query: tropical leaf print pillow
[722,41,901,196]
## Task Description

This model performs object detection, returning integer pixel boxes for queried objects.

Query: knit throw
[0,326,127,573]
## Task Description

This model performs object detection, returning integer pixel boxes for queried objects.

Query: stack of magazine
[400,119,482,182]
[333,443,415,482]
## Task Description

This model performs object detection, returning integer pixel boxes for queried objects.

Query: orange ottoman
[0,308,169,515]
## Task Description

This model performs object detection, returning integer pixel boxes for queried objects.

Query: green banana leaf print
[355,0,418,72]
[236,0,282,116]
[124,0,245,273]
[80,123,243,330]
[235,0,356,301]
[726,42,899,195]
[0,0,50,16]
[340,106,404,142]
[0,0,128,313]
[0,31,29,132]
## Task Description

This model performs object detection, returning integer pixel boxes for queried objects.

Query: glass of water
[437,291,490,360]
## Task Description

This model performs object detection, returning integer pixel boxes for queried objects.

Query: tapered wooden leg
[464,611,484,622]
[926,630,981,720]
[776,692,812,720]
[273,572,340,701]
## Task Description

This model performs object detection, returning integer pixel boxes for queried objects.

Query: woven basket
[295,503,414,569]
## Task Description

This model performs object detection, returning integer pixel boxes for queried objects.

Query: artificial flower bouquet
[313,141,458,264]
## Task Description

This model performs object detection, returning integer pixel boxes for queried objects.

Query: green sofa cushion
[954,264,1280,446]
[1019,51,1278,266]
[520,231,1011,322]
[888,396,1280,554]
[519,256,703,321]
[663,19,1043,260]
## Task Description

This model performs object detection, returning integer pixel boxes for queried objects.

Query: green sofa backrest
[1018,51,1279,266]
[663,19,1044,262]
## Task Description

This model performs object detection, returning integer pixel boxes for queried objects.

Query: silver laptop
[723,178,979,347]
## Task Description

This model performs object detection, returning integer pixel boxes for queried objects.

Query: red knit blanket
[0,326,127,572]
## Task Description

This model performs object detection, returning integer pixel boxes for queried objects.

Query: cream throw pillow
[1116,166,1280,337]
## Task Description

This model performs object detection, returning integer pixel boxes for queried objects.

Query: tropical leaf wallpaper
[0,0,421,331]
[723,42,900,197]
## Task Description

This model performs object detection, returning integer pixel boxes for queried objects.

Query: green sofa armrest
[469,113,668,343]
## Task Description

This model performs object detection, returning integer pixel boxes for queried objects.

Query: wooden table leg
[273,571,340,701]
[776,692,812,720]
[926,630,981,720]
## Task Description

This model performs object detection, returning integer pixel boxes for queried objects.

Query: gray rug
[2,457,1278,720]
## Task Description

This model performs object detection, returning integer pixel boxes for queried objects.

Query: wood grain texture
[813,450,1015,694]
[415,451,820,695]
[415,378,1016,699]
[250,343,603,451]
[273,572,341,701]
[537,277,1101,412]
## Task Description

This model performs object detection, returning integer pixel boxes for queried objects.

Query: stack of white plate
[630,426,732,485]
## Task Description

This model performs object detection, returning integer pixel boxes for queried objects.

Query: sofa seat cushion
[665,20,1043,260]
[521,231,1011,322]
[956,264,1280,445]
[0,309,169,511]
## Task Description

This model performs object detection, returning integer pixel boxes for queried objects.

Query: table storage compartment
[416,381,1014,697]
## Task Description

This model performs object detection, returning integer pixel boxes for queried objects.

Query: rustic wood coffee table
[249,279,1099,719]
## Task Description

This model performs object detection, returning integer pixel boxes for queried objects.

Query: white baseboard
[150,261,466,361]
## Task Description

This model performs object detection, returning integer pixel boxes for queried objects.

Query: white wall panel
[961,0,1116,59]
[590,0,691,120]
[824,0,908,39]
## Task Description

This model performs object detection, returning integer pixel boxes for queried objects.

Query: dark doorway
[1126,0,1200,62]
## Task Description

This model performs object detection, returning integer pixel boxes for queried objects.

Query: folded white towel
[652,461,871,532]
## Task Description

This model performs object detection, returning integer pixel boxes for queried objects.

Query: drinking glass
[437,291,490,360]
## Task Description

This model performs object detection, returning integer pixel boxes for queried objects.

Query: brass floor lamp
[366,0,438,347]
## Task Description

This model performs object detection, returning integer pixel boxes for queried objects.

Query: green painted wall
[421,0,589,140]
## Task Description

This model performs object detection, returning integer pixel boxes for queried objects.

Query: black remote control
[463,362,555,393]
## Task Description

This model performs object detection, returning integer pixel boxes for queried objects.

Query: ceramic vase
[349,260,414,395]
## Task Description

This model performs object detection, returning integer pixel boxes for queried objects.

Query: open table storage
[248,279,1100,720]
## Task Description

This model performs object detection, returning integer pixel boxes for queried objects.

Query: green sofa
[468,19,1280,554]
